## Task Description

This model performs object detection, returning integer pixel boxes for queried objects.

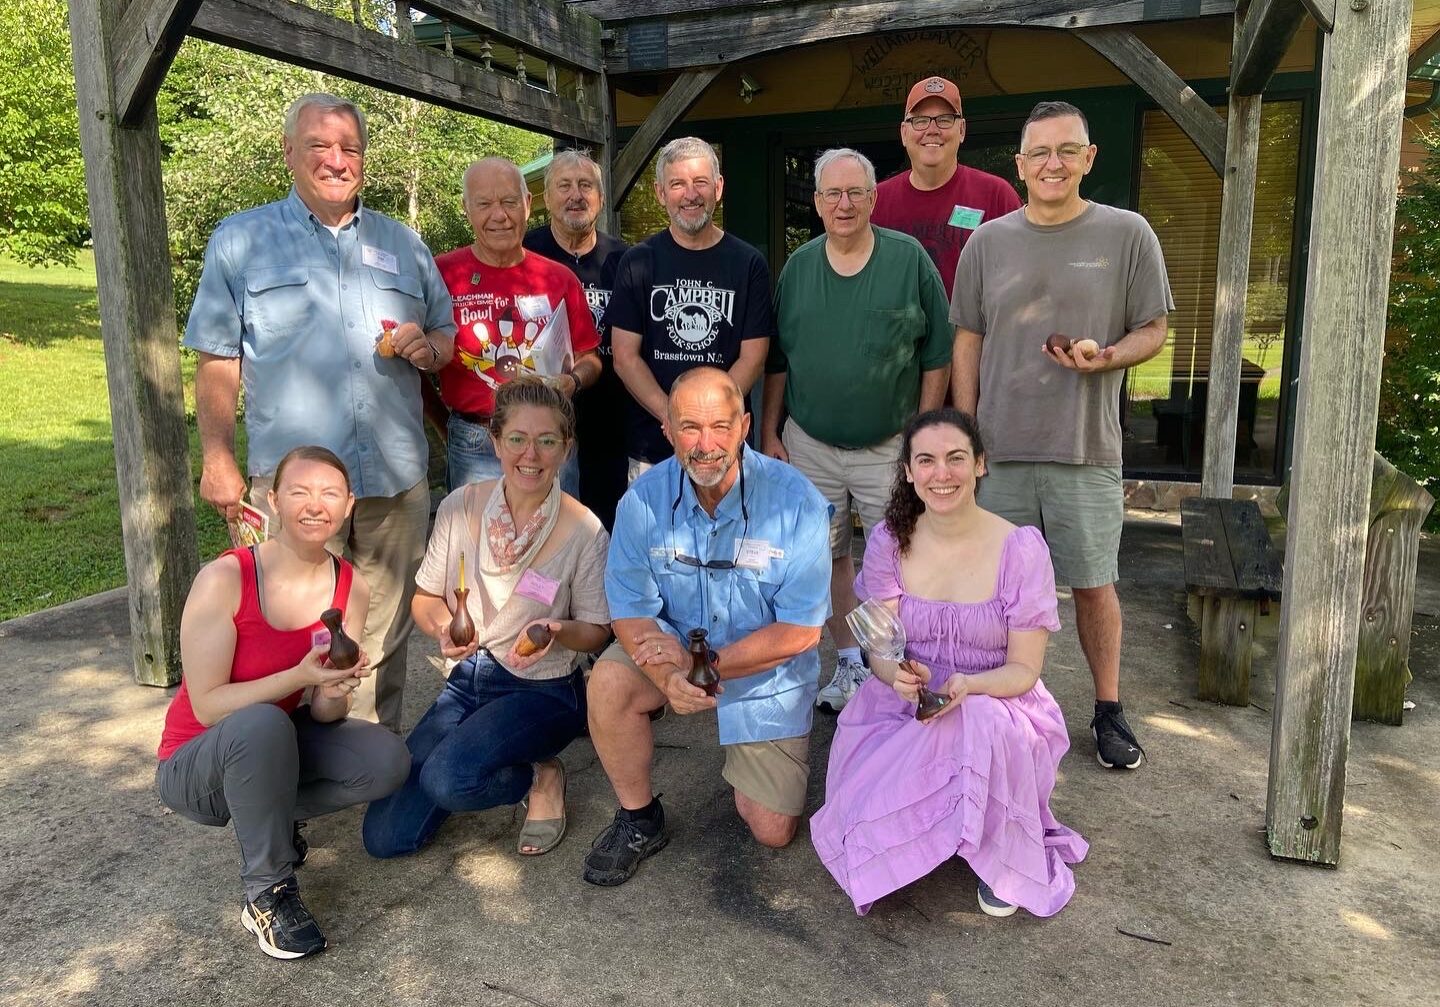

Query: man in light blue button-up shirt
[582,368,831,887]
[184,94,456,732]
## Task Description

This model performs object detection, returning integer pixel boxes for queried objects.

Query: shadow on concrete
[1,517,1436,1006]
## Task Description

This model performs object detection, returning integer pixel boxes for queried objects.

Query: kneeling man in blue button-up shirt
[584,367,831,886]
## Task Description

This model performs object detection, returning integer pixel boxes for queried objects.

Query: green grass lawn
[1128,333,1285,402]
[0,253,235,621]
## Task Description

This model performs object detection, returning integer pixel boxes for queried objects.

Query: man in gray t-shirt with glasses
[950,100,1174,772]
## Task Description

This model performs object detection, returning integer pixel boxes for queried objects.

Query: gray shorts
[977,460,1122,588]
[782,421,899,559]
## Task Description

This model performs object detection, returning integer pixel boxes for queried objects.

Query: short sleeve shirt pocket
[244,267,311,340]
[367,268,426,329]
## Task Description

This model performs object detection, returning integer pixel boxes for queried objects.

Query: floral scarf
[474,477,562,615]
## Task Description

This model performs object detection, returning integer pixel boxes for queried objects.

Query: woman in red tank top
[155,446,410,961]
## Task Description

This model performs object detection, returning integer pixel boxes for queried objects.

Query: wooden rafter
[1078,27,1226,175]
[1232,0,1309,95]
[411,0,603,72]
[190,0,606,141]
[610,67,724,207]
[602,0,1236,73]
[112,0,204,127]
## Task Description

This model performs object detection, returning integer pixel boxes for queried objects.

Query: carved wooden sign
[841,29,996,107]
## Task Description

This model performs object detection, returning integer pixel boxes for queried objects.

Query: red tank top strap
[225,547,263,623]
[330,554,355,612]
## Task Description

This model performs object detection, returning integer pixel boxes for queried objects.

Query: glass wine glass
[845,598,949,721]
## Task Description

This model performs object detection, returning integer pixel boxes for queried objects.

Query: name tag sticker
[948,205,985,230]
[311,629,332,650]
[515,295,551,320]
[516,568,561,605]
[736,539,773,570]
[362,245,399,273]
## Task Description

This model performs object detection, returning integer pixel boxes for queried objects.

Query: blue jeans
[362,652,586,858]
[447,412,578,495]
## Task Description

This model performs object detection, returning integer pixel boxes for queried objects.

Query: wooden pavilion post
[1201,8,1264,498]
[1266,0,1412,864]
[69,0,199,685]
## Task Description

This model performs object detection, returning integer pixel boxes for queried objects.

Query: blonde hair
[489,375,576,443]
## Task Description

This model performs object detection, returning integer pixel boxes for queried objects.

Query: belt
[451,408,492,426]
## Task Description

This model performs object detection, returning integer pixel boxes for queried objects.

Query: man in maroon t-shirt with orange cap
[872,75,1022,298]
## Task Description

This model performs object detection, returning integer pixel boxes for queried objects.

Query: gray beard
[671,207,713,236]
[682,454,733,488]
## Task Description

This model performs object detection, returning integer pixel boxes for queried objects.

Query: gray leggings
[156,703,410,900]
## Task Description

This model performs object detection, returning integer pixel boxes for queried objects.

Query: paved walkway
[1,516,1435,1006]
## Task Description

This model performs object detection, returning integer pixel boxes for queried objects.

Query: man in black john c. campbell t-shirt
[607,137,774,470]
[523,149,629,528]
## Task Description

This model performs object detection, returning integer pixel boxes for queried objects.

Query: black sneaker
[241,878,327,959]
[581,805,670,887]
[1091,702,1145,770]
[292,822,308,868]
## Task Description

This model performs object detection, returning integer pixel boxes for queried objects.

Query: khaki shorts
[976,460,1123,589]
[782,421,899,559]
[597,640,811,817]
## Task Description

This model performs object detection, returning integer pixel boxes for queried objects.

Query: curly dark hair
[882,408,986,555]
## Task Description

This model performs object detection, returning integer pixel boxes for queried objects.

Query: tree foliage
[1380,127,1440,504]
[0,0,89,265]
[1,1,547,308]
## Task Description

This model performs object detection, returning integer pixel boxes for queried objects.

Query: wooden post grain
[69,0,198,685]
[1201,16,1264,498]
[1266,0,1412,864]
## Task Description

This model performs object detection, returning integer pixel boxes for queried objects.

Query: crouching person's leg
[156,703,328,960]
[724,734,810,848]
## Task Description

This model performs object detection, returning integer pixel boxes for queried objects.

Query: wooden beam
[1299,0,1336,33]
[1232,0,1308,95]
[112,0,204,127]
[190,0,606,142]
[1201,12,1265,496]
[1266,0,1412,865]
[599,70,622,235]
[610,67,724,208]
[603,0,1236,73]
[411,0,603,72]
[1077,27,1226,175]
[69,0,199,686]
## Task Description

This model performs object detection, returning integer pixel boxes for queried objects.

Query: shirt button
[713,616,719,622]
[342,283,349,291]
[353,361,361,370]
[347,322,355,329]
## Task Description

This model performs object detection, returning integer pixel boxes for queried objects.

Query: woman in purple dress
[811,409,1087,918]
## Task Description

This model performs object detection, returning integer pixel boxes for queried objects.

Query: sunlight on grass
[0,253,235,620]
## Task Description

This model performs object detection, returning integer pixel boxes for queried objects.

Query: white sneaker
[816,657,869,712]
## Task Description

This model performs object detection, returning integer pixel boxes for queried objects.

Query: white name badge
[362,245,399,274]
[736,539,776,570]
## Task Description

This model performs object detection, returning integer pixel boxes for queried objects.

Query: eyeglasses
[1020,143,1090,165]
[500,433,566,454]
[670,449,749,571]
[904,114,960,130]
[818,187,872,206]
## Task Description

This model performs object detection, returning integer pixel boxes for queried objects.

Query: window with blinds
[1126,100,1301,481]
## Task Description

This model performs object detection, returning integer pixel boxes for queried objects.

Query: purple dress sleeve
[998,526,1062,633]
[855,522,904,602]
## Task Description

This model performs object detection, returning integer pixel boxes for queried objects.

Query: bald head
[463,157,530,266]
[668,367,744,420]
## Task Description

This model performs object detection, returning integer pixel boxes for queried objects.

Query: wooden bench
[1180,497,1284,706]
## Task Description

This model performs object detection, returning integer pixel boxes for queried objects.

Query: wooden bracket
[112,0,204,127]
[1078,27,1226,175]
[1232,0,1308,96]
[1298,0,1336,33]
[610,66,723,208]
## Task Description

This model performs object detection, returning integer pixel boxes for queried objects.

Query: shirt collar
[284,187,364,233]
[675,446,751,523]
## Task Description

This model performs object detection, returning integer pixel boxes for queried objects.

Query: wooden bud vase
[903,660,948,722]
[449,588,476,647]
[686,628,720,696]
[320,608,359,670]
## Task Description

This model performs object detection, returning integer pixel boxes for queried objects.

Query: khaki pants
[249,476,430,732]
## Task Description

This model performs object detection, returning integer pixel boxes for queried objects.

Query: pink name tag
[311,629,332,649]
[516,568,560,605]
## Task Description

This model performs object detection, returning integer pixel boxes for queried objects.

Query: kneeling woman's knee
[363,731,412,801]
[222,703,297,764]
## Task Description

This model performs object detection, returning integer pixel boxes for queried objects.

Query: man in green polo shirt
[762,147,952,712]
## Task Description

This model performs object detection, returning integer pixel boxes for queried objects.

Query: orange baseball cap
[904,76,963,116]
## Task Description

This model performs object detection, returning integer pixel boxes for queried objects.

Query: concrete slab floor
[0,515,1436,1007]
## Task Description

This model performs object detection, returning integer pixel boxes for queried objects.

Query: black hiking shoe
[1091,702,1145,770]
[241,877,327,959]
[581,804,669,887]
[292,822,308,868]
